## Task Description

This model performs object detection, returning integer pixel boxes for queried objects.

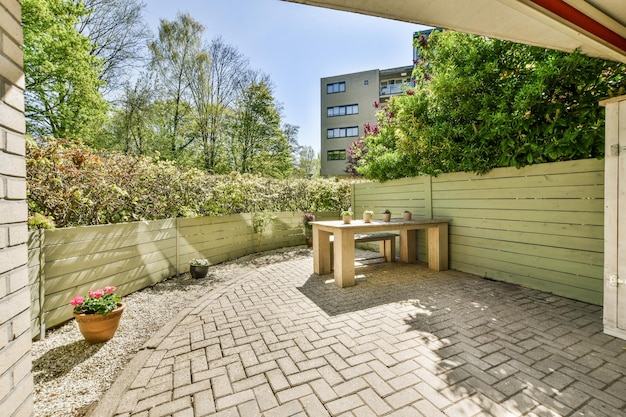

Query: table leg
[400,229,417,263]
[313,227,332,275]
[428,223,448,271]
[333,229,355,287]
[379,238,395,262]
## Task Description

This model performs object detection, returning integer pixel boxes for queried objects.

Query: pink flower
[89,289,104,299]
[104,286,117,294]
[70,296,84,306]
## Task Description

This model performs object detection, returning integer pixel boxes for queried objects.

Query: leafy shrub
[355,31,626,180]
[27,139,351,228]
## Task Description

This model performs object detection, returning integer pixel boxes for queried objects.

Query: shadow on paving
[298,260,626,416]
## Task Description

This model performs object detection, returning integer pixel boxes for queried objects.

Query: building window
[326,81,346,94]
[327,150,346,160]
[380,78,413,96]
[327,126,359,139]
[327,104,359,117]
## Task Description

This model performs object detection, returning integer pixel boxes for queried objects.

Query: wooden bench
[330,232,398,264]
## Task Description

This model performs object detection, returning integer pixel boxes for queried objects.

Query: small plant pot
[342,215,352,224]
[382,213,391,222]
[363,214,373,223]
[403,212,412,220]
[305,236,313,247]
[190,265,209,279]
[74,303,125,344]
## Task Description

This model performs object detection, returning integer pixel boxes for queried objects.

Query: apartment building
[320,65,413,177]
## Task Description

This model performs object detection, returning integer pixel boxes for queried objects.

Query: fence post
[425,176,433,219]
[351,183,356,212]
[37,228,46,340]
[175,217,180,277]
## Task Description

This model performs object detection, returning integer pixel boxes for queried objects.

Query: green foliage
[22,0,109,139]
[28,213,56,230]
[357,31,626,180]
[149,13,204,158]
[252,212,276,234]
[26,139,351,228]
[229,79,294,178]
[70,286,121,315]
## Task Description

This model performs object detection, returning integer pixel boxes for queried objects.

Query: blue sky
[143,0,430,153]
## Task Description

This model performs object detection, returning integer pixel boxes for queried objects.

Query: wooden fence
[352,158,604,305]
[28,211,338,339]
[29,158,605,339]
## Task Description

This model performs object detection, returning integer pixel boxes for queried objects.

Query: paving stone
[275,384,313,404]
[211,374,233,399]
[262,400,304,417]
[310,378,339,402]
[214,388,255,411]
[326,394,365,415]
[173,379,212,399]
[357,387,393,415]
[192,390,216,416]
[236,399,260,416]
[147,397,191,417]
[442,396,483,417]
[299,393,331,416]
[333,376,369,397]
[385,387,422,409]
[317,364,344,386]
[286,368,321,386]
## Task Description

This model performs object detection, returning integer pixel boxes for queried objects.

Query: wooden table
[311,218,449,287]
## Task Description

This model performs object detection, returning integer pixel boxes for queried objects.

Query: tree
[202,37,250,172]
[77,0,150,96]
[294,146,320,178]
[23,0,109,139]
[149,12,205,159]
[356,31,626,181]
[96,73,157,154]
[229,77,293,178]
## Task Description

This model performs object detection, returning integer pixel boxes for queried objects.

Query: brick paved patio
[91,252,626,417]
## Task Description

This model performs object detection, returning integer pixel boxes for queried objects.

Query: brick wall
[0,0,33,416]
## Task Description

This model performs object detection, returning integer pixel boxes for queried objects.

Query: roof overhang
[281,0,626,63]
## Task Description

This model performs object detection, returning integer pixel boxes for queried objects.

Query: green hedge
[27,139,351,228]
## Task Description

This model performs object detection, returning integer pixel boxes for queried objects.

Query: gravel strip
[32,246,312,417]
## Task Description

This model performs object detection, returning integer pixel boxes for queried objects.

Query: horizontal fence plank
[447,217,603,239]
[44,228,177,262]
[451,225,602,253]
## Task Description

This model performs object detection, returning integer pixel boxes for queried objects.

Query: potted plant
[70,286,125,344]
[190,258,210,279]
[403,210,412,220]
[301,212,316,247]
[381,209,391,222]
[363,210,374,223]
[341,210,353,224]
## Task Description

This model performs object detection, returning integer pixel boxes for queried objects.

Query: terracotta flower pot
[74,303,125,344]
[403,212,412,220]
[342,215,352,224]
[363,214,373,223]
[382,213,391,222]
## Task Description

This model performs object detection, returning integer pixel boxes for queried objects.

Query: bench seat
[329,232,399,264]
